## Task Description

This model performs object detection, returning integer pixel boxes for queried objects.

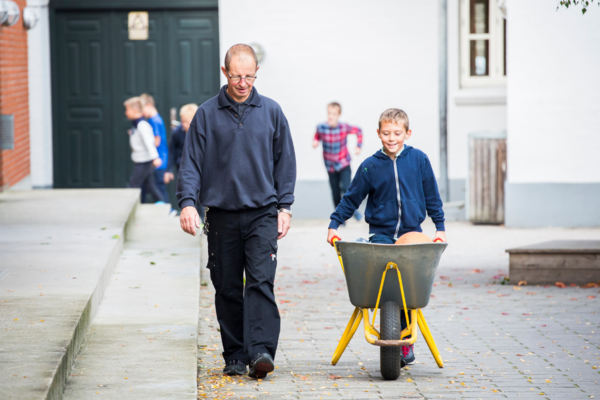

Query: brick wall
[0,0,30,190]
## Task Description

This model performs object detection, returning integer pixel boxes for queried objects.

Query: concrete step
[0,189,139,400]
[62,204,200,399]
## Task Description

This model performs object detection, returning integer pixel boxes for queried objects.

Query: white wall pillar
[27,0,53,188]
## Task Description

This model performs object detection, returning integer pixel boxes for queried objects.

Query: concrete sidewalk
[198,219,600,399]
[0,189,139,399]
[63,204,200,399]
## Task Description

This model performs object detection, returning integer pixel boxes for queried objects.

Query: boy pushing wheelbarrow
[326,108,447,379]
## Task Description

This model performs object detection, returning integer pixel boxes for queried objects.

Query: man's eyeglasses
[227,74,257,84]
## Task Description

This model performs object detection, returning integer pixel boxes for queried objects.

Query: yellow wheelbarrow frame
[330,237,444,369]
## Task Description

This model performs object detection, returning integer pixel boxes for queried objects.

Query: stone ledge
[507,240,600,285]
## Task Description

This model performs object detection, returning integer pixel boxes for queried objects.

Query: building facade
[0,0,30,191]
[4,0,599,227]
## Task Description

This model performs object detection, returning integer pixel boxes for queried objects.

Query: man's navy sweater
[177,85,296,211]
[329,146,445,238]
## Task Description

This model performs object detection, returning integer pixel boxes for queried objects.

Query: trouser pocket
[268,240,278,284]
[207,246,220,290]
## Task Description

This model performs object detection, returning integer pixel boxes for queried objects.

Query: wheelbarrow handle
[331,236,342,244]
[433,238,444,243]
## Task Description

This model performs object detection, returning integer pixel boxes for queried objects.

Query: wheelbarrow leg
[331,307,361,365]
[417,309,444,368]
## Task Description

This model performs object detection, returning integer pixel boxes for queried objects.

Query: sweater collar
[132,117,144,128]
[217,85,262,109]
[374,145,412,160]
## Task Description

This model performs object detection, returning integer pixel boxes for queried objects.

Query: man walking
[312,102,363,219]
[177,44,296,379]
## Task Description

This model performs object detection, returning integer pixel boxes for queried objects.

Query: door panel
[53,9,220,192]
[111,11,165,187]
[55,12,112,188]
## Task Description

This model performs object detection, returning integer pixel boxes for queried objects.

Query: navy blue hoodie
[329,145,445,238]
[177,86,296,211]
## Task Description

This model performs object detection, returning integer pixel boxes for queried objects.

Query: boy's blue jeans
[368,234,410,331]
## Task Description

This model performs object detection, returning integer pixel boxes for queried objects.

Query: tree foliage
[557,0,599,14]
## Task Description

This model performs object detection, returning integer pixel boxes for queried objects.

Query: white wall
[219,0,441,182]
[507,0,600,184]
[446,0,506,186]
[27,0,53,188]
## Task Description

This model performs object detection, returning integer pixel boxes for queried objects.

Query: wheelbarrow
[330,237,447,380]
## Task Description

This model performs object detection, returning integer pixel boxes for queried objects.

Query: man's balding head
[224,44,258,71]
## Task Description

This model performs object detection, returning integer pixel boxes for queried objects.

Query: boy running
[313,102,363,217]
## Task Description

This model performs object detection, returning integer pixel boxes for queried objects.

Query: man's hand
[277,212,291,240]
[180,206,201,236]
[154,136,161,147]
[434,231,447,243]
[354,147,362,155]
[312,140,319,149]
[153,158,163,168]
[164,172,175,184]
[327,228,340,246]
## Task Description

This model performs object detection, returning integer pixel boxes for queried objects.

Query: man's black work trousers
[205,204,280,364]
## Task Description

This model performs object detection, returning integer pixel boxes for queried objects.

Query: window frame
[460,0,506,88]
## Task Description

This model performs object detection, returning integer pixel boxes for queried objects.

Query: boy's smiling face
[377,121,412,158]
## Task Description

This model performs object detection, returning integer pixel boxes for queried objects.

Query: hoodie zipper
[393,156,402,239]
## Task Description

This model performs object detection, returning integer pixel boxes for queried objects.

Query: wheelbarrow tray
[336,241,448,309]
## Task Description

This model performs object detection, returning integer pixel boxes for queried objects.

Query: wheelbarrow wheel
[380,301,401,380]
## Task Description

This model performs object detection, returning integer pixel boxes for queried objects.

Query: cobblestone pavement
[198,220,600,399]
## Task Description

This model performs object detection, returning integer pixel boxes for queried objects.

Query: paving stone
[197,219,600,398]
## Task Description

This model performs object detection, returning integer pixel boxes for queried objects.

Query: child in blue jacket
[326,108,446,364]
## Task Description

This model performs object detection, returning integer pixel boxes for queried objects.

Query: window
[460,0,506,87]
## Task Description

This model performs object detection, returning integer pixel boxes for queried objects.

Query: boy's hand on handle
[277,212,291,240]
[153,158,163,168]
[180,206,201,236]
[312,140,319,149]
[433,231,447,243]
[327,228,340,246]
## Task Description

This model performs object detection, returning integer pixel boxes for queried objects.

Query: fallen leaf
[406,378,414,382]
[502,312,509,315]
[582,283,599,288]
[329,375,342,380]
[588,296,596,299]
[555,282,566,288]
[526,292,537,295]
[518,280,527,286]
[473,284,480,288]
[523,313,532,315]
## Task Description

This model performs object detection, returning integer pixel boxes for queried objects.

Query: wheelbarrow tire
[380,301,401,380]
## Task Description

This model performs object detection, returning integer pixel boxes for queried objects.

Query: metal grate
[0,114,15,150]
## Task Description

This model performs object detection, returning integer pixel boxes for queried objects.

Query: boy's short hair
[180,103,198,118]
[139,93,155,107]
[328,102,342,114]
[379,108,409,131]
[123,97,143,112]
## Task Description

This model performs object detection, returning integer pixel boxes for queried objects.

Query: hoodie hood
[132,117,144,128]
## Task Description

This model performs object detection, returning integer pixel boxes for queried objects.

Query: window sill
[453,87,506,106]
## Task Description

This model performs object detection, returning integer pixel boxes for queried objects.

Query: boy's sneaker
[223,360,247,376]
[248,353,274,379]
[401,344,415,366]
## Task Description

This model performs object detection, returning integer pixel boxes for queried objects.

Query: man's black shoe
[248,353,274,379]
[223,360,247,376]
